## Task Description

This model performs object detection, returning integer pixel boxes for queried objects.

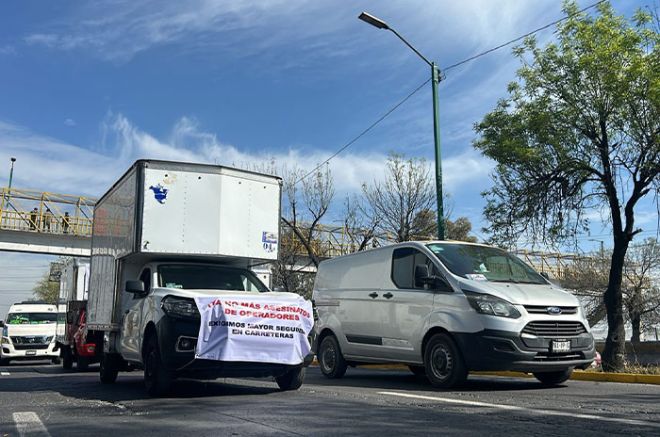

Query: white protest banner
[194,294,314,365]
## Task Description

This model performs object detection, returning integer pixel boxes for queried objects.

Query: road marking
[379,391,660,428]
[12,412,51,437]
[1,371,9,376]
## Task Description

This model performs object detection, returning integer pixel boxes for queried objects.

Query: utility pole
[359,12,445,240]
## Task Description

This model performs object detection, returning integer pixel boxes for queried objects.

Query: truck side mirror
[0,320,4,328]
[125,280,145,294]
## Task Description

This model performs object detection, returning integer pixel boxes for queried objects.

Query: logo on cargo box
[149,184,169,204]
[262,231,278,253]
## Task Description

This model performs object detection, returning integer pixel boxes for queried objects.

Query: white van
[1,301,60,365]
[312,241,596,387]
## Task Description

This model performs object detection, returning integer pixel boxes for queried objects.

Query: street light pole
[358,12,445,240]
[8,157,16,193]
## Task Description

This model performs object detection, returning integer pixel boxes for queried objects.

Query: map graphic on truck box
[194,295,313,365]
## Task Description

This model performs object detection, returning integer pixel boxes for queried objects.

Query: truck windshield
[158,265,269,292]
[6,313,57,324]
[426,243,547,284]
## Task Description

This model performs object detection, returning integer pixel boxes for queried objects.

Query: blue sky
[0,0,655,312]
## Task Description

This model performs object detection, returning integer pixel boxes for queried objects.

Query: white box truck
[56,258,95,370]
[1,301,60,365]
[86,160,312,395]
[313,241,596,388]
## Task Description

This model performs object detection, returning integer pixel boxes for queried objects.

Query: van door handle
[383,292,394,299]
[368,292,379,299]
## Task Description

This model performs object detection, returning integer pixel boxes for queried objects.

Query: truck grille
[522,321,586,337]
[14,344,49,350]
[10,336,52,345]
[524,305,577,315]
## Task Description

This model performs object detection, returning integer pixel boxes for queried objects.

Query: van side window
[392,248,439,289]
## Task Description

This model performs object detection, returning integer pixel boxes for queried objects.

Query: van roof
[319,240,493,265]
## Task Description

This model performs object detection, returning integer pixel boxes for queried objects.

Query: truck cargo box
[87,160,282,330]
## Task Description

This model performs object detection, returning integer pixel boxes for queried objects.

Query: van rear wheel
[533,368,572,386]
[318,335,347,379]
[424,333,467,388]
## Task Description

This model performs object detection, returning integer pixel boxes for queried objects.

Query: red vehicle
[63,308,98,370]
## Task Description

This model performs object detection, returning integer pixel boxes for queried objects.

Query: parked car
[312,241,596,387]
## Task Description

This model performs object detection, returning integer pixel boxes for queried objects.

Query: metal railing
[0,187,96,237]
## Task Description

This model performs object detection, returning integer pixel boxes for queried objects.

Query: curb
[312,361,660,385]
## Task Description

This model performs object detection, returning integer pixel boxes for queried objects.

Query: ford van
[312,241,596,387]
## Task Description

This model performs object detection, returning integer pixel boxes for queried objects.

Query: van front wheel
[318,335,347,379]
[424,333,467,388]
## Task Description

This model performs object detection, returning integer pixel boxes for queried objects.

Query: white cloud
[64,118,76,127]
[0,45,16,55]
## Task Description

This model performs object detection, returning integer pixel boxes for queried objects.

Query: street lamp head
[10,157,16,163]
[358,12,389,30]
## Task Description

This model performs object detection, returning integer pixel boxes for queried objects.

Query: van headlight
[464,291,521,319]
[161,296,200,319]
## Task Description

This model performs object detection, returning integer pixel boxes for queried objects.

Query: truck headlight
[1,337,10,345]
[464,291,521,319]
[161,296,200,319]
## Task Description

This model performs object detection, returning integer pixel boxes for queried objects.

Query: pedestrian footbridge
[0,188,95,256]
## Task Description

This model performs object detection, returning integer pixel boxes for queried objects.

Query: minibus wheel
[533,368,572,386]
[424,333,467,388]
[318,335,347,379]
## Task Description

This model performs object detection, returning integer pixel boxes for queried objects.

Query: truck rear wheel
[318,334,347,379]
[100,353,119,384]
[144,334,173,397]
[77,356,90,371]
[533,368,573,386]
[276,367,305,391]
[424,333,467,388]
[62,348,73,370]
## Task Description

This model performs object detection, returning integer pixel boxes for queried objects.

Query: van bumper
[156,316,313,378]
[453,329,596,373]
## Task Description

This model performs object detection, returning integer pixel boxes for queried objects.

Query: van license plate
[551,340,570,353]
[26,350,37,356]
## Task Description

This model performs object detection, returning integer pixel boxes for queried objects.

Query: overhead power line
[294,0,607,185]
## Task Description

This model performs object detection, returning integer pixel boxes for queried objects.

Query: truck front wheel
[144,334,173,397]
[100,353,119,384]
[276,367,305,391]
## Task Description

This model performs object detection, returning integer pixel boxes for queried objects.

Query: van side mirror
[415,264,451,292]
[125,280,145,294]
[0,320,4,328]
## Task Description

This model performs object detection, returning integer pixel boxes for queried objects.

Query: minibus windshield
[426,243,547,284]
[6,312,57,324]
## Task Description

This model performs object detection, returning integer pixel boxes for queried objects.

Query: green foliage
[474,0,659,245]
[32,273,59,304]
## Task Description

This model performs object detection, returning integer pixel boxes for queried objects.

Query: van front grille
[522,321,586,337]
[524,305,577,315]
[10,336,52,345]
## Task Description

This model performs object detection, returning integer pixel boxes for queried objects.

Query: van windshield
[426,243,547,284]
[158,265,269,292]
[7,312,57,324]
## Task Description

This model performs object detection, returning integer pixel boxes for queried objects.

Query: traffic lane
[0,365,658,437]
[305,367,660,423]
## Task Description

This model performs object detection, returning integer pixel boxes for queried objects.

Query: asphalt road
[1,361,659,436]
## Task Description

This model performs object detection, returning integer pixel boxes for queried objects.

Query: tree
[32,272,59,304]
[410,209,478,242]
[474,1,659,371]
[560,251,611,326]
[341,195,378,253]
[362,153,435,242]
[622,238,660,342]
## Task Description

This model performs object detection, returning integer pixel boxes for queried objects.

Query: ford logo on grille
[547,306,562,315]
